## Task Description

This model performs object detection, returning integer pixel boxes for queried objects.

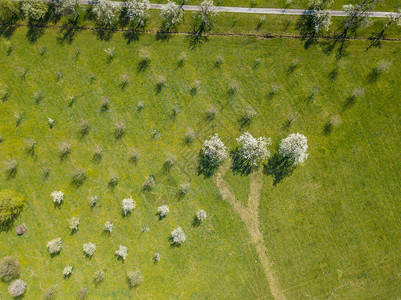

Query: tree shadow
[263,153,295,185]
[26,23,46,44]
[155,30,172,41]
[328,67,338,81]
[197,151,218,178]
[366,67,381,83]
[0,24,17,38]
[57,21,81,45]
[295,12,318,49]
[230,149,254,176]
[192,216,201,227]
[342,95,356,111]
[187,25,208,49]
[137,58,149,72]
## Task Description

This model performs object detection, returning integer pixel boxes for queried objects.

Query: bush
[115,245,128,260]
[93,270,105,285]
[114,122,126,139]
[63,266,73,277]
[127,270,143,287]
[47,238,62,255]
[178,183,190,198]
[214,55,224,67]
[205,106,217,120]
[59,142,71,159]
[163,157,175,171]
[171,226,186,245]
[157,205,169,218]
[184,128,195,144]
[83,242,96,257]
[108,176,118,188]
[122,198,136,215]
[195,209,207,222]
[142,176,155,191]
[50,191,64,205]
[21,0,48,22]
[101,97,109,111]
[0,257,19,282]
[68,217,80,232]
[93,146,103,162]
[90,195,98,207]
[0,0,22,24]
[72,169,86,187]
[8,279,26,297]
[129,148,140,163]
[0,189,25,227]
[104,221,113,233]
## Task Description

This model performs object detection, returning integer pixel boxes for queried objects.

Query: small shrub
[104,48,115,61]
[256,16,265,30]
[171,105,180,120]
[88,73,96,82]
[63,266,73,277]
[195,209,207,222]
[155,75,166,93]
[184,128,195,144]
[115,245,128,260]
[93,270,105,285]
[178,52,186,67]
[228,82,239,97]
[205,106,217,121]
[108,176,118,188]
[171,227,186,245]
[0,257,19,282]
[8,279,26,298]
[127,270,143,288]
[77,288,87,299]
[137,102,144,111]
[153,252,161,262]
[100,97,109,111]
[19,68,27,80]
[15,112,23,126]
[142,176,155,191]
[48,118,55,128]
[47,238,62,255]
[163,156,175,171]
[129,148,140,163]
[68,217,80,232]
[157,205,169,218]
[51,191,64,204]
[239,108,257,127]
[114,122,126,139]
[90,196,98,207]
[5,159,18,178]
[178,183,190,198]
[122,197,136,215]
[214,55,224,67]
[72,169,86,186]
[59,142,71,159]
[190,80,200,96]
[141,225,150,233]
[83,242,96,257]
[79,120,89,136]
[42,285,56,300]
[68,95,76,107]
[104,221,113,233]
[93,146,103,162]
[121,75,129,88]
[33,91,43,104]
[0,190,25,227]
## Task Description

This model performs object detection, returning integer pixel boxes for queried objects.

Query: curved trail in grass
[216,164,286,300]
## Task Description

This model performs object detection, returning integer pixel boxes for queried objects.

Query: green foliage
[0,257,19,282]
[0,190,25,228]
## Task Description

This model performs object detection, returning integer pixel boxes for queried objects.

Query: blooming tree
[278,133,309,165]
[115,246,128,261]
[55,0,80,19]
[47,238,62,255]
[21,0,48,21]
[8,279,26,297]
[63,266,73,277]
[153,252,161,262]
[127,270,143,287]
[51,191,64,204]
[202,134,228,166]
[308,0,332,33]
[126,0,150,28]
[160,1,183,29]
[104,221,113,233]
[157,205,169,218]
[122,197,136,215]
[68,217,80,232]
[83,242,96,257]
[171,226,186,245]
[235,132,271,168]
[92,0,120,27]
[195,209,207,222]
[194,0,217,32]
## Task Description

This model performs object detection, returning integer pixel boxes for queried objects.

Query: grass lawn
[0,25,400,299]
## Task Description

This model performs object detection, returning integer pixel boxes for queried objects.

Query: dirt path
[216,164,286,300]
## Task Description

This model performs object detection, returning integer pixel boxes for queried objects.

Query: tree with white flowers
[126,0,150,28]
[55,0,80,20]
[198,133,228,177]
[83,242,96,257]
[63,266,73,277]
[232,132,270,174]
[122,197,136,215]
[157,205,169,218]
[171,226,186,245]
[8,279,26,297]
[21,0,48,22]
[51,191,64,204]
[160,1,183,30]
[47,238,62,255]
[104,221,113,233]
[278,133,309,165]
[68,217,80,232]
[194,0,217,33]
[115,246,128,260]
[92,0,120,27]
[195,209,207,222]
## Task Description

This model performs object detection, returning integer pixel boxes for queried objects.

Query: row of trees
[198,132,308,177]
[0,0,218,33]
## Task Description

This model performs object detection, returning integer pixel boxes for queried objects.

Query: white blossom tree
[278,133,309,165]
[198,133,228,177]
[47,238,62,255]
[104,221,113,233]
[51,191,64,204]
[21,0,48,22]
[63,266,73,277]
[127,270,143,287]
[195,209,207,222]
[194,0,217,32]
[55,0,80,20]
[171,226,186,245]
[92,0,120,27]
[115,245,128,260]
[232,132,270,174]
[160,1,183,30]
[126,0,150,28]
[83,242,96,257]
[68,217,80,232]
[157,205,169,218]
[8,279,26,297]
[122,197,136,215]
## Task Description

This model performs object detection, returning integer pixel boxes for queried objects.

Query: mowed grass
[0,27,400,299]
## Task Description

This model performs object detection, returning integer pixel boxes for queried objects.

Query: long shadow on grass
[263,153,295,185]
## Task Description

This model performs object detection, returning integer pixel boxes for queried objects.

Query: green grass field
[0,23,400,299]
